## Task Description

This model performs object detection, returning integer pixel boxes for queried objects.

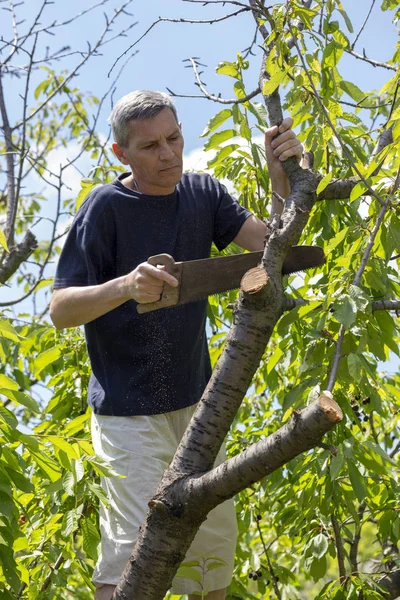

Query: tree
[0,1,399,599]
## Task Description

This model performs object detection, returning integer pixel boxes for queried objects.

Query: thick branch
[0,230,38,285]
[189,393,342,504]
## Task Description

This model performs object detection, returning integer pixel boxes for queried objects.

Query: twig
[256,518,282,600]
[345,48,396,72]
[108,7,250,77]
[351,0,376,50]
[349,502,367,573]
[12,1,134,130]
[185,58,261,105]
[331,513,347,581]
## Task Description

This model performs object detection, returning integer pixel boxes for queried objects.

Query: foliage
[0,0,399,599]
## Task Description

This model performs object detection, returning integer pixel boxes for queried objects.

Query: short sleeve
[54,206,116,289]
[212,181,251,251]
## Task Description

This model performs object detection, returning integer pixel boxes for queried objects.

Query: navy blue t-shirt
[54,172,251,416]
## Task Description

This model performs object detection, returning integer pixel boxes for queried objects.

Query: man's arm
[233,117,302,252]
[50,263,179,330]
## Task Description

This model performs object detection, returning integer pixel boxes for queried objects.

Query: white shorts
[91,404,238,595]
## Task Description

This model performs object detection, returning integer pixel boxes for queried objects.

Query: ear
[112,142,130,166]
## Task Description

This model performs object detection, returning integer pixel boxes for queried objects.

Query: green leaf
[0,375,19,391]
[339,81,365,103]
[330,452,343,480]
[347,354,363,379]
[316,171,333,194]
[363,440,397,466]
[347,460,366,502]
[263,69,287,95]
[309,533,329,559]
[325,228,348,253]
[204,129,237,151]
[175,565,202,583]
[348,285,370,311]
[333,294,357,328]
[200,109,232,137]
[0,320,22,343]
[309,555,327,582]
[247,102,267,127]
[33,346,62,377]
[350,182,368,202]
[339,9,354,33]
[0,389,40,413]
[0,544,20,592]
[216,61,240,79]
[4,467,34,493]
[81,517,100,560]
[0,229,9,253]
[47,436,79,460]
[62,470,76,496]
[207,144,239,168]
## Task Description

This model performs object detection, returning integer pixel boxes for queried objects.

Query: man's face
[113,107,184,195]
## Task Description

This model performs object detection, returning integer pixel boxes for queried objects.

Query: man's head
[109,91,184,195]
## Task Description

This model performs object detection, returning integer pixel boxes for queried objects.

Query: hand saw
[136,246,325,314]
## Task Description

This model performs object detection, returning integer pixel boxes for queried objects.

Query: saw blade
[178,245,325,304]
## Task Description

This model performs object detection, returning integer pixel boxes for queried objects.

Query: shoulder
[76,180,121,225]
[179,171,225,195]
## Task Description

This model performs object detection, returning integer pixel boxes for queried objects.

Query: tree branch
[351,0,376,50]
[189,393,342,506]
[108,7,250,77]
[0,230,38,284]
[331,513,347,581]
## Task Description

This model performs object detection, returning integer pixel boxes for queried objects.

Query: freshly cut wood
[241,266,268,293]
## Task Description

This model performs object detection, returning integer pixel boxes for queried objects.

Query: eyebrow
[137,127,181,148]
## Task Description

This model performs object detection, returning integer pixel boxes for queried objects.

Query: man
[50,90,302,600]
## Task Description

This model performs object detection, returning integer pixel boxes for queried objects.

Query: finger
[272,138,301,157]
[264,125,279,143]
[275,141,303,162]
[278,116,294,134]
[137,291,165,304]
[271,129,295,149]
[145,263,179,288]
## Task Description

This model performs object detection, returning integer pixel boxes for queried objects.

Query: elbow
[49,295,67,330]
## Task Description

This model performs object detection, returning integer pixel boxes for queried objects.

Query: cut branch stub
[241,266,268,294]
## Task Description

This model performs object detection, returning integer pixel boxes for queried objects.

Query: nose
[159,141,175,162]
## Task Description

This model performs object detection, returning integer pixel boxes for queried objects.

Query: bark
[377,569,400,599]
[0,230,38,285]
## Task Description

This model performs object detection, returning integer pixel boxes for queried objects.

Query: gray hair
[108,90,179,147]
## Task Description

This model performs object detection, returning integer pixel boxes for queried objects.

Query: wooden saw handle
[136,254,181,314]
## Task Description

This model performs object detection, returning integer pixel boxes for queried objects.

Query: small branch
[108,7,250,76]
[349,502,367,573]
[344,48,396,72]
[184,58,261,105]
[256,519,281,600]
[351,0,376,50]
[283,297,400,314]
[331,513,347,581]
[0,230,38,284]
